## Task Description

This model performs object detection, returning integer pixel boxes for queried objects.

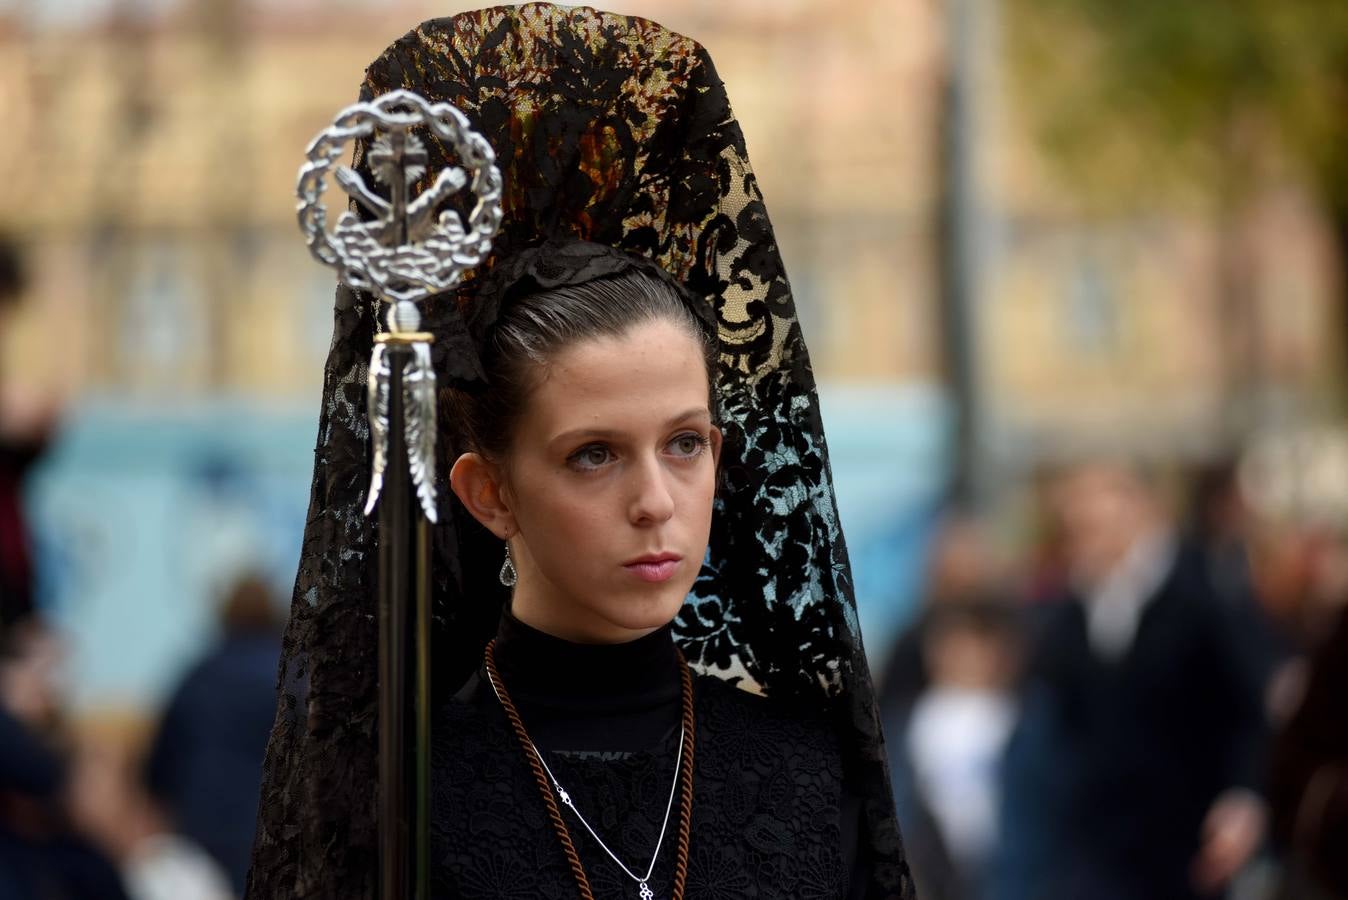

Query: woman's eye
[669,433,708,458]
[569,444,612,469]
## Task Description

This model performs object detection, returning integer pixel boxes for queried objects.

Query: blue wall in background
[27,400,315,711]
[27,386,948,712]
[819,385,950,660]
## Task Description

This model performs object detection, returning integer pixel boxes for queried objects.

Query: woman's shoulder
[692,671,834,723]
[432,671,506,748]
[692,673,844,773]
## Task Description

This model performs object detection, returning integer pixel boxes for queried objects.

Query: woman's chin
[604,607,681,636]
[592,590,687,636]
[518,575,695,642]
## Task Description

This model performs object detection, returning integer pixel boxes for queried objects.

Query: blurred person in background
[1021,465,1073,608]
[998,460,1270,900]
[0,234,128,899]
[1185,459,1290,697]
[877,510,1005,716]
[1267,578,1348,900]
[68,740,234,900]
[887,594,1022,900]
[143,574,282,897]
[1187,460,1257,610]
[0,618,129,899]
[1252,523,1348,898]
[0,232,54,633]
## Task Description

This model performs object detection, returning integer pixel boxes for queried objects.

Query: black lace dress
[433,614,868,899]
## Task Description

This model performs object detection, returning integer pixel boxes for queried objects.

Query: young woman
[434,240,871,899]
[247,6,914,899]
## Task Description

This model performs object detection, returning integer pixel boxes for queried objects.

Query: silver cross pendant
[638,883,654,900]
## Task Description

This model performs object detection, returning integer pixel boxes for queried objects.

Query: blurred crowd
[0,232,280,899]
[0,572,281,900]
[880,459,1348,900]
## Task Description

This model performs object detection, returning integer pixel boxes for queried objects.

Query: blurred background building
[0,1,1345,898]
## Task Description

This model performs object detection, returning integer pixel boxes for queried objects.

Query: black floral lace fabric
[246,5,914,899]
[432,676,851,899]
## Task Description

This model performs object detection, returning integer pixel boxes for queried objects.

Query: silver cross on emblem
[297,88,503,305]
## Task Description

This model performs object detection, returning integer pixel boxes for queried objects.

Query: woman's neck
[508,593,664,645]
[489,611,681,751]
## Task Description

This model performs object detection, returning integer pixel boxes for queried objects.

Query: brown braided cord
[669,651,696,900]
[484,638,696,900]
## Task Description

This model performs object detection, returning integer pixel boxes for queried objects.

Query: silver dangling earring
[499,544,517,588]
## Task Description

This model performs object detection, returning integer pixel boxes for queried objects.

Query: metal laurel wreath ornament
[296,89,504,521]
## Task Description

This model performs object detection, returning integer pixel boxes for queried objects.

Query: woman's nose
[628,456,675,525]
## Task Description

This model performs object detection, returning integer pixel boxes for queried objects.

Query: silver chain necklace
[486,666,684,900]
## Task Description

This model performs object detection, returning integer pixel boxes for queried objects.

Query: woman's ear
[449,452,516,538]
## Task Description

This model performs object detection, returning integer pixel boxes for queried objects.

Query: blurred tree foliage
[1008,1,1348,215]
[1008,0,1348,400]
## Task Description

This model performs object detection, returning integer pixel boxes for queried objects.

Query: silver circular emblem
[296,89,503,304]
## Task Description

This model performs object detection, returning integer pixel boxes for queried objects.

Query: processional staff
[295,90,504,900]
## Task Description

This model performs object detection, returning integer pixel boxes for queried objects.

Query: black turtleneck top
[432,613,867,899]
[480,613,682,755]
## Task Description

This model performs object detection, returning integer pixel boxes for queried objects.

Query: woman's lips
[623,556,681,583]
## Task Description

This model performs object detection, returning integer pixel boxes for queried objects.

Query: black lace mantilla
[247,5,914,898]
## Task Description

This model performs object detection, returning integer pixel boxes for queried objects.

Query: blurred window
[1064,253,1118,357]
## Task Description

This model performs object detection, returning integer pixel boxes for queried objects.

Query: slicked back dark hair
[447,267,718,463]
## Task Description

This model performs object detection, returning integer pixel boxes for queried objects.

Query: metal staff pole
[296,89,503,900]
[376,335,416,900]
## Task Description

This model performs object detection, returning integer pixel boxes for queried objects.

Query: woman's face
[495,318,720,643]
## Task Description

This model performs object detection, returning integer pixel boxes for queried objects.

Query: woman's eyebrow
[547,408,710,446]
[663,407,711,427]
